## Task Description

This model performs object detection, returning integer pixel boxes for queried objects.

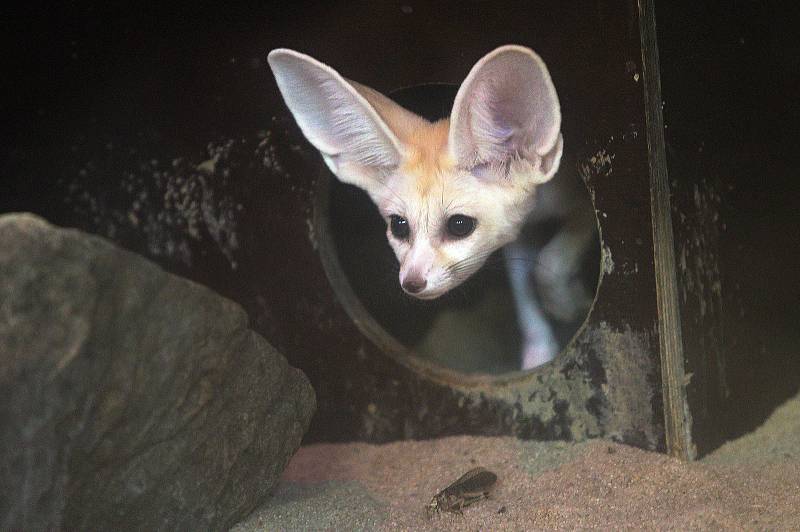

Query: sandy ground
[233,393,800,531]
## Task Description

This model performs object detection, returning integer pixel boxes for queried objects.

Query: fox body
[269,45,593,368]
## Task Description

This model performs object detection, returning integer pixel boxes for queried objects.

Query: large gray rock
[0,213,315,531]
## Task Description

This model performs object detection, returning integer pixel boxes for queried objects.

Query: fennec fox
[269,45,594,369]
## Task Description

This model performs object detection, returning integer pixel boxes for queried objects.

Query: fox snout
[395,239,490,300]
[397,243,438,298]
[399,269,440,299]
[396,251,486,300]
[400,273,426,294]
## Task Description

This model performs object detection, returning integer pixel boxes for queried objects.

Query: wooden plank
[638,0,694,460]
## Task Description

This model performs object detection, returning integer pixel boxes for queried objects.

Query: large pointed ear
[268,49,409,190]
[449,45,563,184]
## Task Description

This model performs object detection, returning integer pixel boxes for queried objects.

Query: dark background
[3,1,798,452]
[656,1,800,444]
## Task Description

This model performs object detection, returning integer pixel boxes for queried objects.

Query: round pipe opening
[315,83,601,379]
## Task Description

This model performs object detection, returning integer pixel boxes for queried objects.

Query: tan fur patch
[352,83,455,197]
[400,119,454,195]
[434,246,452,268]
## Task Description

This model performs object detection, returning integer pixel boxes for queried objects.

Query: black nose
[402,277,427,294]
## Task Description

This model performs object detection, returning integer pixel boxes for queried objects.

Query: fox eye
[446,214,476,238]
[389,215,410,240]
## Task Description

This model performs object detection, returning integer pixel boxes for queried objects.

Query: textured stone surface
[0,213,315,530]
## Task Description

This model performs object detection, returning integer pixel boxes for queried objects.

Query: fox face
[268,45,562,299]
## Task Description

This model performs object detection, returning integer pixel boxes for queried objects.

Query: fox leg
[504,242,559,369]
[533,214,597,323]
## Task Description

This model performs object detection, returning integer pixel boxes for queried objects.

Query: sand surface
[233,394,800,530]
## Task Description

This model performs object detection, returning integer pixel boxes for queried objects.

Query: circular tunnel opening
[318,84,601,375]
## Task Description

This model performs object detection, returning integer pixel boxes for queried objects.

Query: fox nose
[402,276,427,294]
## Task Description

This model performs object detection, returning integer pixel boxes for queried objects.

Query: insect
[425,466,498,517]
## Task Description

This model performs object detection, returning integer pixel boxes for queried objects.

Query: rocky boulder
[0,213,315,530]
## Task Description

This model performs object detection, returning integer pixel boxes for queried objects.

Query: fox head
[268,45,562,300]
